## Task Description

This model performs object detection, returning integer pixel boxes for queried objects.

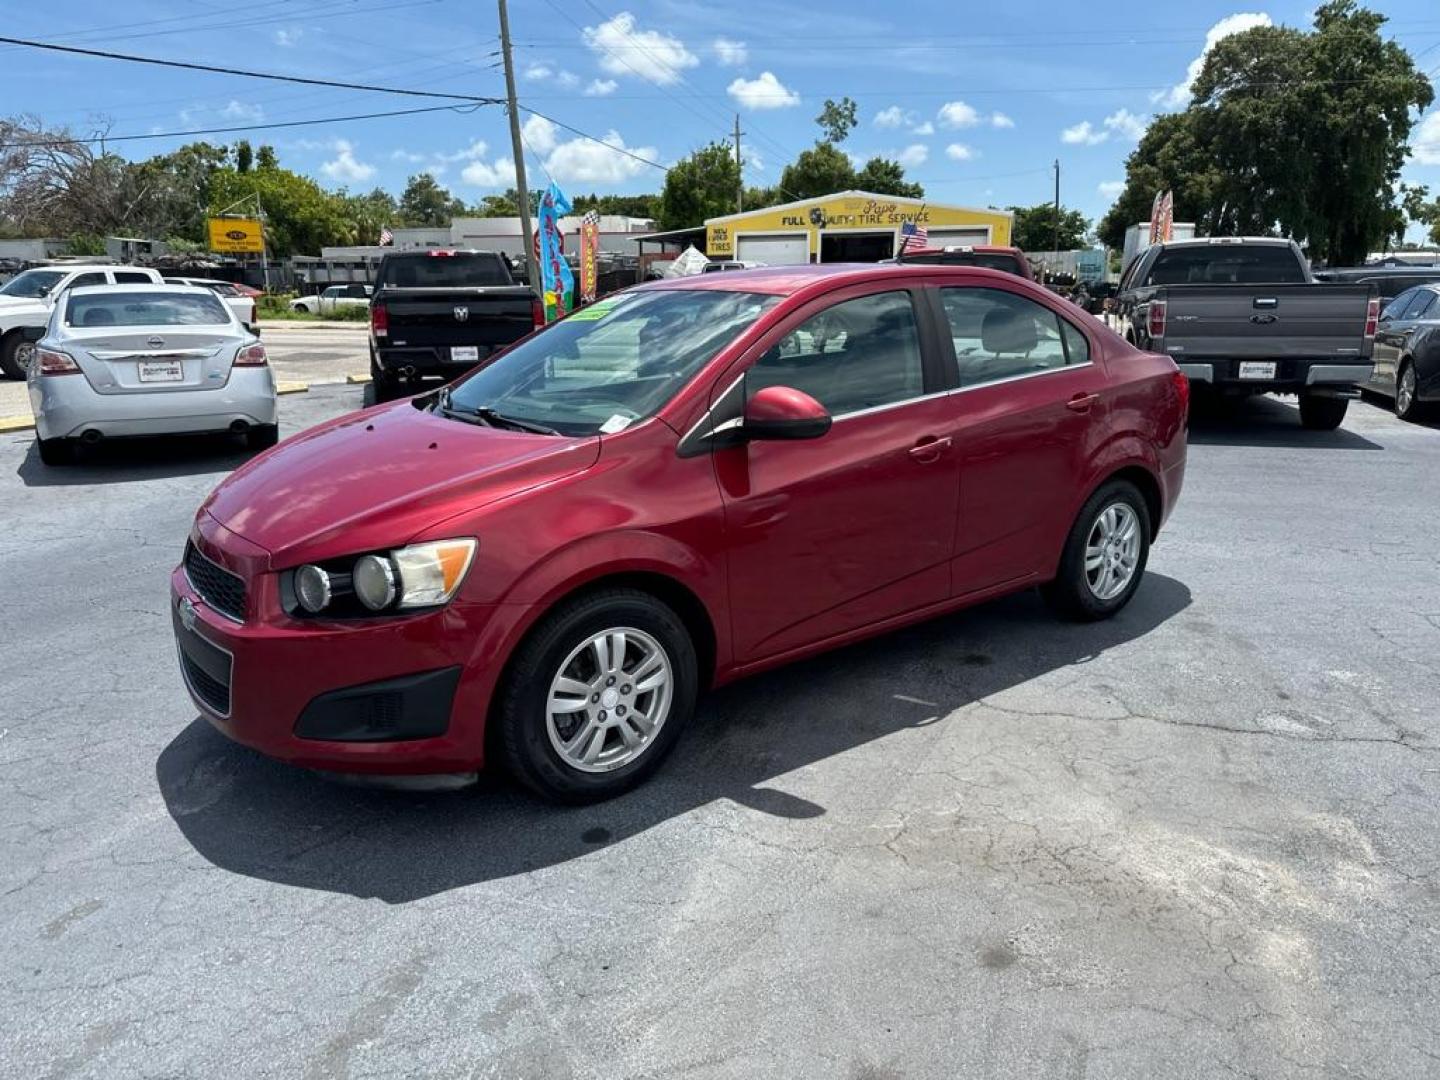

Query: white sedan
[290,283,372,315]
[26,285,278,465]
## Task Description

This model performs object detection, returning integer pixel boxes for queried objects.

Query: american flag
[378,226,393,246]
[899,220,928,252]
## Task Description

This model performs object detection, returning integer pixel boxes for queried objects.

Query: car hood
[0,296,48,319]
[201,399,601,567]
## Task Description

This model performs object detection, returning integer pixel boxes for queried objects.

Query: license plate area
[1238,361,1276,380]
[450,346,479,364]
[139,359,184,383]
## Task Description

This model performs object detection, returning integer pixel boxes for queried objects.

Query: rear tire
[246,424,279,450]
[369,351,399,403]
[1042,479,1151,622]
[0,331,29,379]
[494,588,698,803]
[1299,394,1348,430]
[36,436,75,466]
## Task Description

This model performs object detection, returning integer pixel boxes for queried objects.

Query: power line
[0,35,503,104]
[0,103,490,152]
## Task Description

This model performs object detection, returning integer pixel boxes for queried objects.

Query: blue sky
[5,0,1440,231]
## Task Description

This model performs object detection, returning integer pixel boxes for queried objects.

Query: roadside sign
[207,217,265,254]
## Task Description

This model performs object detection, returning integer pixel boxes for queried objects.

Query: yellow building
[704,191,1013,265]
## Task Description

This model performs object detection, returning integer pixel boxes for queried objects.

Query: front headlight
[286,538,476,616]
[392,539,477,609]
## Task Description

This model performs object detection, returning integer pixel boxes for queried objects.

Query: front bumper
[30,367,277,440]
[169,526,533,775]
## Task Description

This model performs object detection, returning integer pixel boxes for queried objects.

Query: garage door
[736,233,810,266]
[927,228,991,247]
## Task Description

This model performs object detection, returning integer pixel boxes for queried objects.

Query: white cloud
[744,146,765,174]
[321,140,375,183]
[390,149,426,163]
[425,164,447,179]
[544,130,658,184]
[727,71,800,110]
[1414,109,1440,166]
[874,105,907,129]
[524,63,553,81]
[713,37,747,66]
[522,113,559,155]
[221,100,264,123]
[938,100,980,129]
[945,143,975,161]
[1158,12,1273,108]
[1098,180,1126,199]
[461,156,516,188]
[1104,108,1147,141]
[896,143,928,166]
[583,12,698,85]
[273,27,302,47]
[584,78,618,97]
[437,140,488,164]
[991,112,1015,129]
[1061,120,1107,146]
[912,120,934,136]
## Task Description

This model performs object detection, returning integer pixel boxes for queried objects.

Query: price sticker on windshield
[569,296,630,322]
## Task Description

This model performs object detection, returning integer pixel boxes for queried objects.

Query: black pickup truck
[1112,238,1378,429]
[369,250,540,401]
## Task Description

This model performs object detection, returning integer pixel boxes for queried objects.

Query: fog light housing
[353,554,397,611]
[295,564,332,613]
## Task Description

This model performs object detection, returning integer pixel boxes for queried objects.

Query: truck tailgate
[1161,284,1373,359]
[383,287,535,350]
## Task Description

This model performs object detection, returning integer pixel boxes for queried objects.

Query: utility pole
[498,0,540,298]
[1052,158,1061,279]
[733,113,744,214]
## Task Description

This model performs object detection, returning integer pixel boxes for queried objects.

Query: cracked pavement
[2,389,1438,1078]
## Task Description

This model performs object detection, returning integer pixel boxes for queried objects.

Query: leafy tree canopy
[1009,203,1091,252]
[816,97,859,144]
[657,141,740,230]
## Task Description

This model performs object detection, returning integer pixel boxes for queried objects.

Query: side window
[65,272,108,291]
[747,291,924,416]
[323,286,342,298]
[1382,288,1416,321]
[939,288,1072,388]
[113,271,152,284]
[1404,290,1436,320]
[1059,317,1091,365]
[345,285,368,298]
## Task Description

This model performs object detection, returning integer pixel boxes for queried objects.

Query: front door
[716,288,961,662]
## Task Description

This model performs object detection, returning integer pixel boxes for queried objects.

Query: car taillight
[234,343,268,366]
[37,347,80,375]
[1171,366,1191,416]
[1147,299,1167,340]
[371,302,388,337]
[531,296,545,330]
[1363,296,1379,339]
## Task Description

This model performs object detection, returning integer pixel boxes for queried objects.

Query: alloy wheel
[15,342,35,372]
[1398,366,1416,416]
[545,626,673,773]
[1085,503,1141,601]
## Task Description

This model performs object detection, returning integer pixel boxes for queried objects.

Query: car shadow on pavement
[157,573,1192,904]
[14,433,257,487]
[1186,395,1382,450]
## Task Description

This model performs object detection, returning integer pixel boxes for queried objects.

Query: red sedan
[172,264,1187,801]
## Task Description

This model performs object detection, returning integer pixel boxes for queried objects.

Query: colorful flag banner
[538,182,575,322]
[1156,190,1174,243]
[1148,191,1165,245]
[579,210,600,305]
[899,220,929,253]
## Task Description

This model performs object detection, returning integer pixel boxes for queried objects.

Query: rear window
[65,292,231,327]
[377,253,513,288]
[903,252,1026,276]
[1146,245,1306,285]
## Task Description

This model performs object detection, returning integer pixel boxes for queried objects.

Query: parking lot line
[345,374,372,384]
[276,381,310,395]
[0,414,35,433]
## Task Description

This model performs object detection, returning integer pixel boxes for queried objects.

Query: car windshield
[377,253,513,288]
[1147,245,1306,285]
[65,292,231,327]
[0,270,66,298]
[444,289,779,436]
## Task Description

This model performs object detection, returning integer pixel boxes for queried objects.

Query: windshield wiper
[433,386,560,435]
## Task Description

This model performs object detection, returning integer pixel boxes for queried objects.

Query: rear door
[934,284,1108,593]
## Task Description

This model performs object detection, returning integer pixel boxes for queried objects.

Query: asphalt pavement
[2,390,1438,1078]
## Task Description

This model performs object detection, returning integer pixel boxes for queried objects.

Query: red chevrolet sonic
[172,264,1187,801]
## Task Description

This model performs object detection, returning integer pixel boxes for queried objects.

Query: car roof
[1156,237,1294,249]
[636,262,1038,297]
[33,264,136,274]
[67,283,219,296]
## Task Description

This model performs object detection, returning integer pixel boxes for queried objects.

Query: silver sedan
[26,285,278,465]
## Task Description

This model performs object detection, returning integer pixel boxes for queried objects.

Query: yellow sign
[207,217,265,254]
[706,194,1013,259]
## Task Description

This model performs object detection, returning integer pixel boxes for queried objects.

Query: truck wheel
[494,588,698,803]
[1042,479,1151,622]
[1395,362,1423,422]
[1,331,30,379]
[1299,394,1348,430]
[37,436,76,466]
[245,424,279,450]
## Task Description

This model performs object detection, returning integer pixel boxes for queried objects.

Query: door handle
[908,435,952,463]
[1066,392,1100,413]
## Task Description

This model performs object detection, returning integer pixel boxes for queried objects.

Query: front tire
[1299,393,1348,430]
[1043,480,1151,621]
[494,588,698,802]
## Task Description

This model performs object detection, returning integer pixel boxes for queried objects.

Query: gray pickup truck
[1113,238,1378,429]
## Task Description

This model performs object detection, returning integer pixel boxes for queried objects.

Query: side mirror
[20,325,45,343]
[743,385,831,441]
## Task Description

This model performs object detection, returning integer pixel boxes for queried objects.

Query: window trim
[930,282,1097,393]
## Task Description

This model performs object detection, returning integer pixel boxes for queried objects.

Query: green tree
[1096,113,1226,249]
[743,185,782,210]
[1402,184,1440,246]
[816,97,859,143]
[208,164,354,256]
[854,157,924,198]
[397,172,465,226]
[778,141,856,201]
[1009,203,1090,252]
[657,142,741,229]
[234,140,253,174]
[255,145,278,170]
[345,187,399,245]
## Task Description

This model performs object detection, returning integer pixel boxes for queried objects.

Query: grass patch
[256,293,370,321]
